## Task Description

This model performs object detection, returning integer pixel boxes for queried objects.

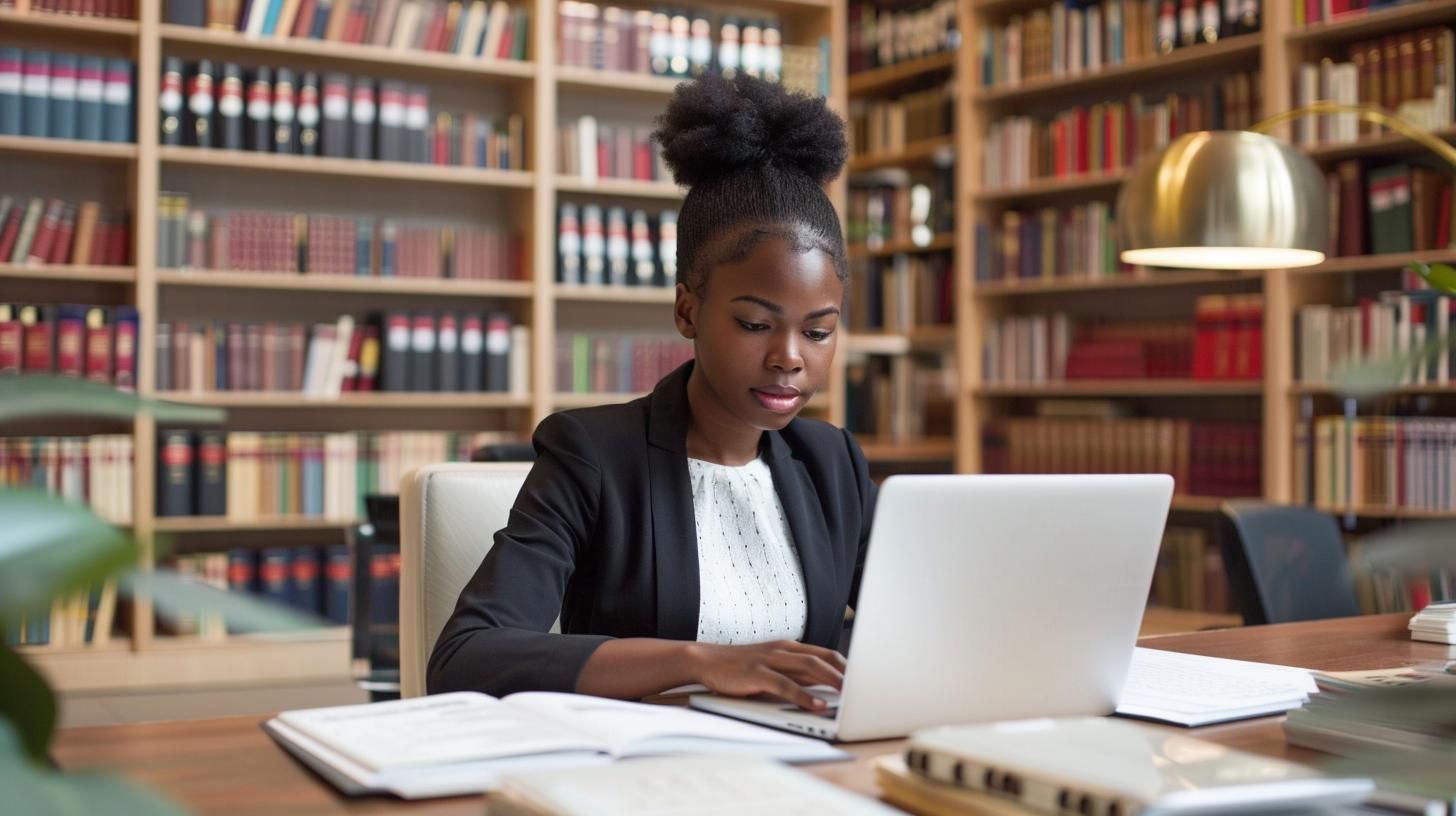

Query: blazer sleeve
[842,427,878,612]
[426,412,614,697]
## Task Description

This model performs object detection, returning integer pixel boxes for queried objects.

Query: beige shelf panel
[973,170,1129,205]
[554,65,683,96]
[1303,127,1456,163]
[0,8,139,38]
[1290,249,1456,277]
[554,176,684,199]
[977,380,1264,397]
[848,135,955,173]
[153,516,356,533]
[848,232,956,260]
[0,134,138,161]
[154,391,532,408]
[859,436,956,462]
[553,285,676,303]
[972,268,1264,297]
[847,51,956,98]
[0,264,137,283]
[1287,0,1456,44]
[155,268,533,297]
[158,146,535,188]
[554,391,647,407]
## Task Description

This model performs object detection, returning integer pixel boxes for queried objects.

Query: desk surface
[53,613,1440,816]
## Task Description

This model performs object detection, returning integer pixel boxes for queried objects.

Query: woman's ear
[673,282,698,339]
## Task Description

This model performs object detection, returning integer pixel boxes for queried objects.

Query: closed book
[302,438,323,514]
[557,203,581,284]
[354,217,372,275]
[350,77,375,159]
[227,549,256,595]
[296,71,320,155]
[48,53,77,140]
[246,67,272,151]
[581,204,604,285]
[112,306,137,390]
[165,0,207,24]
[605,206,629,286]
[21,50,49,138]
[194,430,227,516]
[103,59,132,142]
[405,85,428,162]
[435,311,460,391]
[320,72,349,157]
[48,204,75,265]
[216,62,244,150]
[483,312,509,392]
[290,548,321,614]
[1369,164,1414,255]
[156,430,195,517]
[75,57,104,141]
[258,548,291,605]
[10,198,44,263]
[376,80,405,161]
[369,549,394,626]
[0,304,18,375]
[409,312,436,391]
[82,307,112,383]
[26,198,65,264]
[459,313,483,391]
[0,49,21,136]
[187,59,215,147]
[381,310,409,391]
[272,67,296,153]
[54,304,85,377]
[323,545,350,624]
[159,59,183,145]
[378,220,397,275]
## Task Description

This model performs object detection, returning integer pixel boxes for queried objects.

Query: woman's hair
[652,72,848,294]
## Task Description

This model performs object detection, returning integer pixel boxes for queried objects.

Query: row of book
[156,195,524,279]
[0,303,139,388]
[155,312,529,396]
[1295,0,1419,28]
[1151,525,1233,614]
[165,546,354,636]
[1293,28,1455,145]
[1348,541,1453,614]
[558,2,789,84]
[846,163,956,248]
[982,71,1261,189]
[5,583,117,648]
[155,429,514,519]
[973,202,1122,283]
[0,50,135,142]
[984,316,1194,382]
[848,83,954,159]
[844,354,955,443]
[982,412,1264,498]
[847,0,959,76]
[1296,292,1453,385]
[1325,161,1454,259]
[0,196,131,267]
[1,0,135,19]
[556,116,669,184]
[979,0,1263,89]
[163,0,529,62]
[1294,416,1456,512]
[554,333,692,395]
[1,435,134,524]
[556,204,677,288]
[847,254,954,335]
[159,61,526,168]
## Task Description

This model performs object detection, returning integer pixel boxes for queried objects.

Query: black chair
[1217,501,1363,625]
[471,442,536,462]
[349,493,402,701]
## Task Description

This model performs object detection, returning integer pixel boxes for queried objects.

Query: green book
[1368,164,1413,255]
[573,334,589,394]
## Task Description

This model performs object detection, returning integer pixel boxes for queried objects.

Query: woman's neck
[684,365,763,466]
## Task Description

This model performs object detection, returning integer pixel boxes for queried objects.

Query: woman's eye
[805,329,833,342]
[736,319,769,332]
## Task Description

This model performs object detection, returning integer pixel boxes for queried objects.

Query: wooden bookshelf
[154,268,534,298]
[554,66,683,96]
[976,380,1265,397]
[847,232,956,260]
[972,169,1130,205]
[1326,506,1456,519]
[0,8,140,39]
[1286,0,1456,44]
[158,146,535,188]
[858,436,956,462]
[847,135,955,173]
[1291,383,1456,396]
[1303,126,1456,163]
[1289,249,1456,277]
[554,176,684,199]
[971,268,1265,297]
[553,391,647,408]
[0,134,138,161]
[154,392,533,409]
[846,327,956,355]
[847,51,957,98]
[152,516,356,533]
[553,285,677,304]
[1170,495,1238,513]
[0,264,137,283]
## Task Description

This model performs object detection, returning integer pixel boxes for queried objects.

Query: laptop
[689,474,1175,742]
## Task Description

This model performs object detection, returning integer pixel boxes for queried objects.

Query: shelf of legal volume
[554,176,683,200]
[1289,249,1456,277]
[845,327,955,355]
[0,9,139,39]
[858,436,955,463]
[976,380,1264,397]
[1170,495,1240,513]
[152,516,356,534]
[973,170,1129,205]
[1302,127,1456,163]
[158,24,535,83]
[553,66,683,97]
[847,51,957,99]
[157,146,534,189]
[553,285,676,304]
[0,134,137,162]
[1316,505,1456,519]
[1291,382,1456,396]
[847,233,956,261]
[971,268,1265,297]
[1287,0,1456,45]
[153,391,532,409]
[0,264,136,283]
[972,34,1262,107]
[847,136,955,173]
[153,269,534,299]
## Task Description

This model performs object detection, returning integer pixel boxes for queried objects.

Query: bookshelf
[2,0,846,691]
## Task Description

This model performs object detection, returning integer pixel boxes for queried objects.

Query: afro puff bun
[653,72,847,189]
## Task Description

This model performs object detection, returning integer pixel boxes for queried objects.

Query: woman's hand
[684,640,846,711]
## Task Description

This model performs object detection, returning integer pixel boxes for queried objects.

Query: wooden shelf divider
[0,134,138,161]
[847,51,957,98]
[553,285,676,304]
[0,8,140,38]
[554,65,683,95]
[977,380,1264,397]
[848,135,955,173]
[971,268,1265,297]
[848,232,956,260]
[158,146,534,188]
[0,264,137,283]
[554,176,683,199]
[153,392,532,409]
[154,268,534,298]
[1286,0,1456,44]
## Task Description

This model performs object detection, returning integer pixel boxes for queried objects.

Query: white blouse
[688,457,809,645]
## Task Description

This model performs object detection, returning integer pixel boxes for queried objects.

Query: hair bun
[654,72,847,189]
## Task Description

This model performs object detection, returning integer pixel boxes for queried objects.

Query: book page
[276,692,603,772]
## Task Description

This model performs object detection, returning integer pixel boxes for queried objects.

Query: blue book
[227,549,256,595]
[48,53,77,140]
[260,0,284,36]
[22,50,49,138]
[379,221,397,276]
[324,545,350,625]
[355,218,372,276]
[103,59,133,143]
[309,0,333,38]
[258,547,291,606]
[0,48,21,136]
[75,56,104,141]
[290,548,321,615]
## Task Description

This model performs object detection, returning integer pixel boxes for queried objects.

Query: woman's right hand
[683,640,846,711]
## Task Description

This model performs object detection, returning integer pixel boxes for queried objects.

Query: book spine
[22,50,49,138]
[196,429,227,516]
[103,59,132,142]
[74,56,104,141]
[187,58,215,148]
[296,70,319,155]
[323,544,350,624]
[156,430,195,517]
[48,53,77,140]
[54,304,84,377]
[350,77,374,159]
[0,48,21,137]
[484,312,509,392]
[271,67,296,153]
[246,67,271,151]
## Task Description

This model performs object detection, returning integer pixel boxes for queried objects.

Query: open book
[263,691,847,799]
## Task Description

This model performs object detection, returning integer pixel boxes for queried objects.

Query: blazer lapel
[646,362,701,641]
[764,432,837,647]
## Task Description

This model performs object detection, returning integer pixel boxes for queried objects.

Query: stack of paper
[1116,647,1317,726]
[1410,602,1456,644]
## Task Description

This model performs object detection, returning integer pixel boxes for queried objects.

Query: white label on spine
[461,328,483,354]
[405,103,428,129]
[0,74,19,94]
[218,94,243,117]
[387,325,409,350]
[190,93,213,116]
[438,329,458,353]
[485,326,509,355]
[412,326,434,351]
[50,76,76,98]
[323,95,348,119]
[352,97,375,123]
[273,99,294,120]
[297,104,319,127]
[23,74,47,95]
[103,80,128,104]
[76,77,102,101]
[159,88,182,111]
[248,97,269,119]
[379,100,405,127]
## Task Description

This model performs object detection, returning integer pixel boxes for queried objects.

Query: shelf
[973,35,1263,106]
[154,392,532,409]
[1321,505,1456,519]
[554,392,647,408]
[847,51,957,98]
[846,327,955,355]
[153,516,355,533]
[1292,382,1456,396]
[848,232,956,261]
[858,437,956,463]
[554,65,683,96]
[554,176,683,199]
[158,146,534,189]
[154,269,533,298]
[1290,249,1456,277]
[1171,495,1241,513]
[1303,127,1456,163]
[972,0,1058,16]
[972,268,1264,297]
[973,170,1129,205]
[0,264,136,283]
[0,134,137,162]
[1287,0,1456,45]
[977,379,1263,397]
[159,24,535,83]
[0,9,139,39]
[553,285,676,304]
[848,136,955,173]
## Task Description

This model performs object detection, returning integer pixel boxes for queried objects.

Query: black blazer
[427,361,878,697]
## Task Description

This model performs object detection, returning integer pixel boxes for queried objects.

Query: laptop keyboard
[781,688,840,718]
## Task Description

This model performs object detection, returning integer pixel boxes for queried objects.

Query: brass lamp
[1117,102,1456,270]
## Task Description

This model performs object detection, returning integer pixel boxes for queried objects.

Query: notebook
[1116,647,1317,726]
[263,692,846,799]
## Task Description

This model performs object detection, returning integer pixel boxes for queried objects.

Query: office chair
[471,442,536,462]
[398,462,533,698]
[1217,501,1363,625]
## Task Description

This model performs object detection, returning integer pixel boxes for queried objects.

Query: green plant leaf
[123,570,327,634]
[1327,329,1453,399]
[0,376,224,425]
[0,490,135,622]
[0,719,190,816]
[1410,262,1456,295]
[0,644,56,763]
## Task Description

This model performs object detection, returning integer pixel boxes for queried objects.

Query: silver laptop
[690,474,1174,742]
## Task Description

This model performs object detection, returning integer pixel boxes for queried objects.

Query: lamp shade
[1116,131,1328,270]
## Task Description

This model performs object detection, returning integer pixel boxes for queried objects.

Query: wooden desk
[52,614,1443,816]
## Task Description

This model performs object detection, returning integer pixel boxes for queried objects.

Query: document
[1116,647,1317,726]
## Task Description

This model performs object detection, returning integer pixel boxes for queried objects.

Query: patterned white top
[689,457,808,645]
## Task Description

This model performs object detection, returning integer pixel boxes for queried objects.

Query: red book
[0,304,19,374]
[424,5,448,51]
[55,306,85,378]
[290,0,317,37]
[112,306,137,391]
[1075,108,1090,175]
[47,205,76,265]
[1191,295,1223,379]
[340,324,366,391]
[25,199,65,265]
[1410,579,1431,611]
[20,305,54,373]
[83,308,112,384]
[496,14,514,59]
